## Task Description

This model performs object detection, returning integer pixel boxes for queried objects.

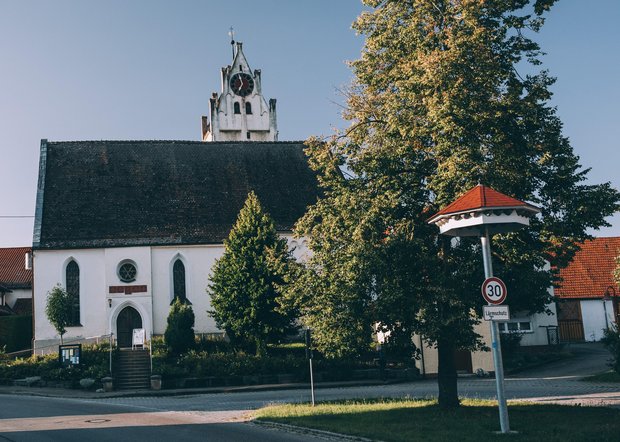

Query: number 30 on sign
[481,277,507,305]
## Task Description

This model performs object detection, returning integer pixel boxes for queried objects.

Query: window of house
[234,102,241,114]
[246,131,251,140]
[172,259,191,304]
[118,260,137,283]
[66,260,80,326]
[499,321,532,333]
[245,102,252,114]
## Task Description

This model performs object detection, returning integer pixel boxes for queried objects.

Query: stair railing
[149,333,153,374]
[109,332,114,375]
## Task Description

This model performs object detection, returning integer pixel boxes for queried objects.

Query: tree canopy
[291,0,619,407]
[208,191,297,356]
[45,285,73,344]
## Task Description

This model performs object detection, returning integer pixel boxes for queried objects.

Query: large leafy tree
[292,0,619,408]
[208,191,297,356]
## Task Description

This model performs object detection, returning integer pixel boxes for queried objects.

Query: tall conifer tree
[208,191,297,356]
[292,0,619,407]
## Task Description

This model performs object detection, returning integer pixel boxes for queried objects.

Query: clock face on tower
[229,72,255,97]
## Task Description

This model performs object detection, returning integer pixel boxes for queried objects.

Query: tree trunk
[437,339,459,408]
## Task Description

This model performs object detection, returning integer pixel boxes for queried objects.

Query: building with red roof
[555,237,620,342]
[0,247,33,316]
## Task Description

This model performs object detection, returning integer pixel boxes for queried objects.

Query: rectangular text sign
[483,305,510,321]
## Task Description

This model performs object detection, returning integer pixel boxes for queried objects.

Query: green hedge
[0,343,111,387]
[0,315,32,353]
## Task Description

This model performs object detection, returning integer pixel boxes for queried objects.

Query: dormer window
[234,102,241,114]
[245,102,252,114]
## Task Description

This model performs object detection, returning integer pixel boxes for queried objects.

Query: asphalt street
[0,342,618,441]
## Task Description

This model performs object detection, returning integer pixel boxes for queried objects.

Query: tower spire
[228,26,235,59]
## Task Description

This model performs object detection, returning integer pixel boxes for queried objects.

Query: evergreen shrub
[164,299,196,356]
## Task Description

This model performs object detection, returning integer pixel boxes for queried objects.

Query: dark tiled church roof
[34,140,319,249]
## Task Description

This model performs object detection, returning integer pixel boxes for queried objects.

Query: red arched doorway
[116,306,142,348]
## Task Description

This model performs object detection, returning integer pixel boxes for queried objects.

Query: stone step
[113,349,151,391]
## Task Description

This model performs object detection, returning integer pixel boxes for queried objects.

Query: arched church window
[234,102,241,114]
[173,259,189,304]
[66,260,80,326]
[245,102,252,114]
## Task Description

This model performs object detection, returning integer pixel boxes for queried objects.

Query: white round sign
[481,277,507,305]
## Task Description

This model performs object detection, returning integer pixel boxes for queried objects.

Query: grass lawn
[255,398,620,441]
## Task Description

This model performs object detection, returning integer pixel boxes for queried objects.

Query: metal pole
[480,228,510,433]
[309,358,315,406]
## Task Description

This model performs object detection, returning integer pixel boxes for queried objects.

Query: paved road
[1,343,618,440]
[512,342,610,379]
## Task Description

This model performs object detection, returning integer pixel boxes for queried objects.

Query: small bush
[164,299,196,356]
[601,325,620,374]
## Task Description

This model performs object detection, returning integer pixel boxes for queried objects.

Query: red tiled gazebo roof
[555,237,620,299]
[432,184,534,219]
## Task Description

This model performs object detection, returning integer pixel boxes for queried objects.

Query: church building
[32,42,318,352]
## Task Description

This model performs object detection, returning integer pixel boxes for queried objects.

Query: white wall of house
[415,321,495,376]
[6,288,31,309]
[500,304,558,347]
[581,299,614,341]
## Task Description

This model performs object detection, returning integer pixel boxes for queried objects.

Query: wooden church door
[116,306,142,348]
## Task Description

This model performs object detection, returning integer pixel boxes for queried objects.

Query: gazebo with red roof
[427,184,540,237]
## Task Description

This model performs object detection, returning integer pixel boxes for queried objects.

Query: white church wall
[33,234,311,352]
[33,248,106,353]
[151,245,223,335]
[104,247,153,340]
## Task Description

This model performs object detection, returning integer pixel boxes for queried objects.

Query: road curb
[253,419,381,442]
[0,379,407,400]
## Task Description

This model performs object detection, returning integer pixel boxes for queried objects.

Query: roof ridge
[46,140,307,145]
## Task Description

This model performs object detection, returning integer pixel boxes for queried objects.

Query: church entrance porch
[116,306,142,348]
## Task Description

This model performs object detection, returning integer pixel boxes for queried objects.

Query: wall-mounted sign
[109,285,147,295]
[59,344,81,366]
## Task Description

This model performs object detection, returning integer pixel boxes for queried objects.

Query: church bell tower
[202,40,278,142]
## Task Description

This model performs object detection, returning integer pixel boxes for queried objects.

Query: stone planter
[101,376,113,392]
[150,375,162,390]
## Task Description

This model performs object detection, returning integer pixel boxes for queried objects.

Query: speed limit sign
[481,277,507,305]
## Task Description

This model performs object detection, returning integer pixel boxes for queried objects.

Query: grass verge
[255,398,620,441]
[584,371,620,383]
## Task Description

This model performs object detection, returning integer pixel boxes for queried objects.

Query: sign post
[305,328,315,406]
[481,228,510,433]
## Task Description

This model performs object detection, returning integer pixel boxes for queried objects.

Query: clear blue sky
[0,1,618,247]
